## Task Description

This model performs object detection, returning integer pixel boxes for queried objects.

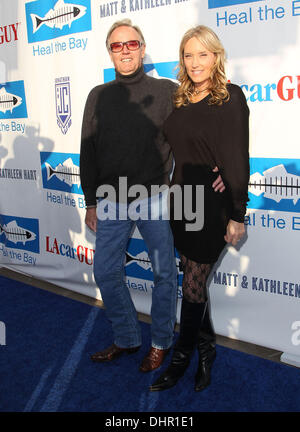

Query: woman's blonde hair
[175,25,229,108]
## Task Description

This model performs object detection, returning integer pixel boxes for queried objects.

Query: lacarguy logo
[241,75,300,102]
[40,151,82,194]
[208,0,264,8]
[46,235,94,265]
[25,0,92,44]
[0,80,28,119]
[0,214,40,253]
[104,61,178,83]
[0,22,21,45]
[248,158,300,213]
[55,76,72,134]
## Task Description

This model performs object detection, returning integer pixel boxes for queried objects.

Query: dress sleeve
[79,88,98,207]
[215,85,250,222]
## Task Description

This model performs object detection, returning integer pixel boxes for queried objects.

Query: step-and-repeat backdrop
[1,0,299,366]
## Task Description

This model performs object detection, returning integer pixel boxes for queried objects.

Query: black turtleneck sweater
[80,67,177,206]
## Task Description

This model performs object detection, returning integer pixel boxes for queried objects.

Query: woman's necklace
[193,87,209,96]
[191,87,210,102]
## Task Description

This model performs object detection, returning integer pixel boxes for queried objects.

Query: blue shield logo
[55,77,72,134]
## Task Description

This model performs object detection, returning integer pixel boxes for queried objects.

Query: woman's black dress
[164,84,249,263]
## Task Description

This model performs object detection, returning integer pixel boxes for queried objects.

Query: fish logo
[25,0,92,43]
[0,215,40,253]
[45,157,80,187]
[30,0,86,33]
[0,220,36,245]
[125,251,153,272]
[248,158,300,213]
[40,152,83,194]
[0,87,22,114]
[125,250,182,274]
[0,81,28,119]
[125,238,182,285]
[125,242,154,282]
[249,164,300,205]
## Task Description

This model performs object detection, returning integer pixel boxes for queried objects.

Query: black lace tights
[180,254,214,304]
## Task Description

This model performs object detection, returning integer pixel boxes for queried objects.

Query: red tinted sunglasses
[110,40,143,53]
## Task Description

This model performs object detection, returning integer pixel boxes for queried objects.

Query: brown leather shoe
[139,347,170,372]
[90,343,140,362]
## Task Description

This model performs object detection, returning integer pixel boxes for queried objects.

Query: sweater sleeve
[161,80,178,181]
[80,87,98,207]
[215,85,250,222]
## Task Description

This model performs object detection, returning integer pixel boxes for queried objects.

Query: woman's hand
[224,219,245,246]
[212,166,225,193]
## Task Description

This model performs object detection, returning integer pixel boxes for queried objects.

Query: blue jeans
[93,199,178,350]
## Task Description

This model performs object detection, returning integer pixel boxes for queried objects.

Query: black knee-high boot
[149,298,204,392]
[194,301,216,392]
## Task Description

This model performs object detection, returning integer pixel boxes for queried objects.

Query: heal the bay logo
[125,237,183,297]
[0,214,40,254]
[40,151,82,195]
[0,80,28,120]
[25,0,92,43]
[248,158,300,213]
[55,76,71,134]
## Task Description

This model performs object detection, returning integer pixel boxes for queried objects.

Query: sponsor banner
[25,0,92,44]
[1,0,299,361]
[0,80,28,120]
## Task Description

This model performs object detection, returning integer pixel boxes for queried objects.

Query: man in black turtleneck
[80,19,178,372]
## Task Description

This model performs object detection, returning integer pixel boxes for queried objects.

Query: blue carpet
[0,274,299,413]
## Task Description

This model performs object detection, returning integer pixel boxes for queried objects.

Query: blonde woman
[150,25,249,392]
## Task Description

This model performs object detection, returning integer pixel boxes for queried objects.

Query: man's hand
[212,166,225,193]
[85,207,97,232]
[224,219,245,246]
